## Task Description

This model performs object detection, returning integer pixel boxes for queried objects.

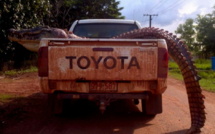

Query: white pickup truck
[38,19,168,115]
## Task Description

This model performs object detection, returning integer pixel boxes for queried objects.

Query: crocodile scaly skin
[114,27,206,133]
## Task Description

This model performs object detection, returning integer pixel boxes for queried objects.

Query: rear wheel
[47,93,64,115]
[141,93,162,116]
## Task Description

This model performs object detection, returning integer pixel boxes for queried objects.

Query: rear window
[73,23,139,38]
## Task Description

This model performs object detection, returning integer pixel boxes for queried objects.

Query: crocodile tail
[114,27,206,133]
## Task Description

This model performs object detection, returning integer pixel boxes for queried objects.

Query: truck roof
[69,19,142,32]
[76,19,140,24]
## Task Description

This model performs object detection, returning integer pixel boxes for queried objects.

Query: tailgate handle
[93,48,113,52]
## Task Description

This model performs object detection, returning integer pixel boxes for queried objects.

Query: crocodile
[8,26,80,52]
[8,26,206,133]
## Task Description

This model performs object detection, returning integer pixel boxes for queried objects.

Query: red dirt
[0,72,215,134]
[0,72,40,97]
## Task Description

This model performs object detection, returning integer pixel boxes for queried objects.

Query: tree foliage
[195,13,215,57]
[175,6,215,58]
[175,19,196,51]
[47,0,124,28]
[0,0,51,69]
[0,0,124,70]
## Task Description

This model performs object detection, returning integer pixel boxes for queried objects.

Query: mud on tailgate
[48,40,158,81]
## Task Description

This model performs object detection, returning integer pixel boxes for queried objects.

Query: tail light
[158,48,168,78]
[38,47,48,77]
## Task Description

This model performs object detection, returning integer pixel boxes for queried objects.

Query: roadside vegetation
[0,94,16,103]
[169,59,215,92]
[0,66,37,77]
[0,66,38,103]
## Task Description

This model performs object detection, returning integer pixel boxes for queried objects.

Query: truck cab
[69,19,141,38]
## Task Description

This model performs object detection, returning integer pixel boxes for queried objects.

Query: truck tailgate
[48,39,158,81]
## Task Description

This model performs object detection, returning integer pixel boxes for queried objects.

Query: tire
[47,93,64,115]
[141,93,162,116]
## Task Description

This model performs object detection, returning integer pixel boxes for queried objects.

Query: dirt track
[0,72,215,134]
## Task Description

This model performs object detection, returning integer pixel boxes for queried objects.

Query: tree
[175,6,215,58]
[175,19,197,52]
[0,0,51,69]
[196,13,215,58]
[46,0,124,28]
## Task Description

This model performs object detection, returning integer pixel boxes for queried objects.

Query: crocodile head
[8,26,78,52]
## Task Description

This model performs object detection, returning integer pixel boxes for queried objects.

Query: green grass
[169,69,183,80]
[169,59,215,92]
[0,94,16,103]
[2,66,38,76]
[194,59,211,70]
[169,61,183,80]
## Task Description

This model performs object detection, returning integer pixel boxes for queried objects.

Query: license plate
[89,81,117,93]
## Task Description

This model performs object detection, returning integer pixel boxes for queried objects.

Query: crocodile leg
[114,27,206,133]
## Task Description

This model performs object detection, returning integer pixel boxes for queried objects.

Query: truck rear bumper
[56,92,149,100]
[40,77,167,95]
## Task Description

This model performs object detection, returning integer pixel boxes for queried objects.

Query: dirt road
[0,72,215,134]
